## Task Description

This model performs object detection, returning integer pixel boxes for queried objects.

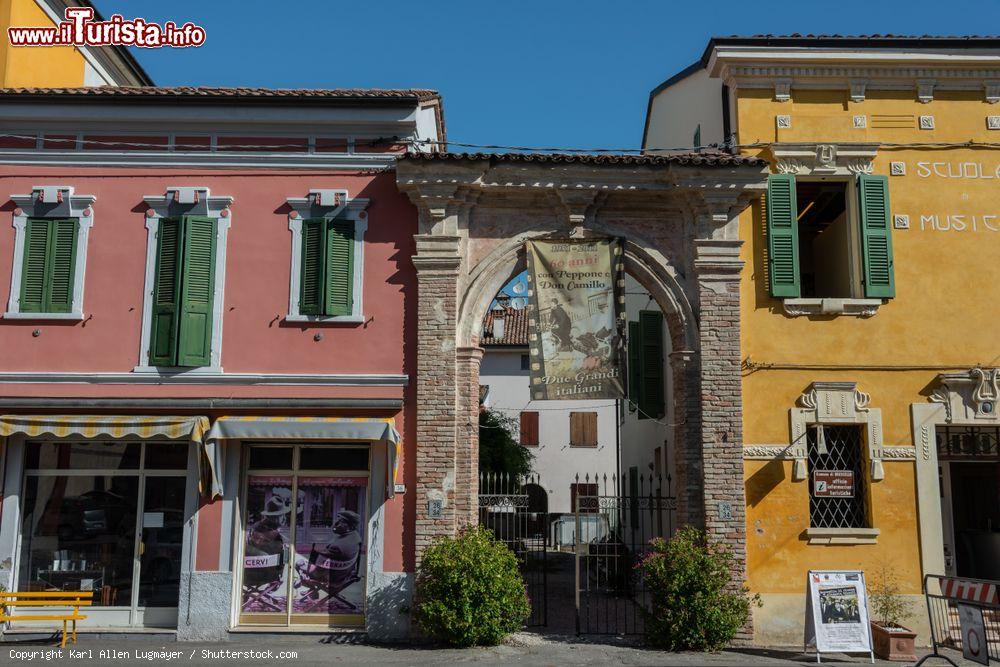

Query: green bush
[640,526,761,651]
[414,525,530,647]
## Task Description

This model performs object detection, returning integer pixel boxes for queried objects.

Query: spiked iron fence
[477,472,548,627]
[573,471,676,635]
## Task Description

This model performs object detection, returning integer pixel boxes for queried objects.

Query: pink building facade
[0,87,443,639]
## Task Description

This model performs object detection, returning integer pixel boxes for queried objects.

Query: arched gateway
[395,152,767,587]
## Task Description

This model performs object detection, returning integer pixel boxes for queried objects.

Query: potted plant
[869,565,917,661]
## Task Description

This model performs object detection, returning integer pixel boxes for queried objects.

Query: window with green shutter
[766,173,896,303]
[149,216,217,367]
[627,311,665,421]
[766,174,801,298]
[19,218,78,313]
[857,174,895,298]
[298,217,355,317]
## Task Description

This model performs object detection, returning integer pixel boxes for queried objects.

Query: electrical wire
[8,132,1000,155]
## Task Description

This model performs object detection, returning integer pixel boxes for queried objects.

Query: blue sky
[101,0,1000,151]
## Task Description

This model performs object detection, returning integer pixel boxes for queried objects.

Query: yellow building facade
[646,36,1000,645]
[0,0,149,86]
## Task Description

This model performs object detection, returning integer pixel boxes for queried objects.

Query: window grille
[808,424,868,528]
[936,425,1000,460]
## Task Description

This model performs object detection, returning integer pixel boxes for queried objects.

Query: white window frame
[284,189,369,324]
[5,185,95,320]
[135,187,233,374]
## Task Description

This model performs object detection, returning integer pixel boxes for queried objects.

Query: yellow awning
[206,416,401,497]
[0,414,219,499]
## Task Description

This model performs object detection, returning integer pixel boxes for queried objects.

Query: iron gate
[574,472,676,635]
[478,472,548,627]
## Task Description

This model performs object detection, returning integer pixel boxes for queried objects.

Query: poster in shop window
[804,570,874,661]
[241,476,367,618]
[525,239,626,401]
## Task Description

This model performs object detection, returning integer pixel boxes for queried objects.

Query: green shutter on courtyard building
[149,216,216,367]
[857,174,895,299]
[766,174,801,298]
[638,310,665,420]
[627,320,641,413]
[19,218,77,313]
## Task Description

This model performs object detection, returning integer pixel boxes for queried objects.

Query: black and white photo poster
[805,570,874,661]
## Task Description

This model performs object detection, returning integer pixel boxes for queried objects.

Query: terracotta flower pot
[871,621,917,662]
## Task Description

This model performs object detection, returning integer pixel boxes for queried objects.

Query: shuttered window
[627,311,665,420]
[19,218,78,313]
[766,174,801,298]
[569,412,598,447]
[299,217,355,317]
[149,216,217,368]
[520,411,539,447]
[857,174,895,298]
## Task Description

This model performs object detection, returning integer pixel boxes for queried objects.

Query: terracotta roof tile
[482,306,529,347]
[401,150,766,168]
[0,86,440,103]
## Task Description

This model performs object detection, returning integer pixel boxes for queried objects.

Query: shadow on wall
[365,572,414,642]
[745,457,786,508]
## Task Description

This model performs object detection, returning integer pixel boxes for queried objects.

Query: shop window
[299,446,369,471]
[248,446,294,470]
[25,441,140,470]
[767,174,895,300]
[808,424,869,529]
[520,411,539,447]
[569,412,598,447]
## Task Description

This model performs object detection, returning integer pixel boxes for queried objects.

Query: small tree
[869,563,913,628]
[478,409,532,477]
[414,526,530,647]
[640,527,761,651]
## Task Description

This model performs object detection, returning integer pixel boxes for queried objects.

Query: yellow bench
[0,591,93,648]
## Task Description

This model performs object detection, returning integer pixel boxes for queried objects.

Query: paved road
[0,633,981,666]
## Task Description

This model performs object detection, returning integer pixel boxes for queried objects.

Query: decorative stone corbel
[930,368,1000,422]
[917,79,935,104]
[986,81,1000,104]
[774,78,792,102]
[849,80,867,103]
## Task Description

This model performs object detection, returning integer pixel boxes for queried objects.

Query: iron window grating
[808,424,869,529]
[936,425,1000,460]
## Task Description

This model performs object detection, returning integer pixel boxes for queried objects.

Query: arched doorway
[397,151,766,629]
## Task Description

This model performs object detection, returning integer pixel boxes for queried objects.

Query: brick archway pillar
[412,234,463,564]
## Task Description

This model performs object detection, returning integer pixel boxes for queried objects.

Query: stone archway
[396,153,767,587]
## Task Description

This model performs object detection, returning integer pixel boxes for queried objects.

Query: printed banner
[804,570,873,657]
[241,475,367,618]
[525,239,625,400]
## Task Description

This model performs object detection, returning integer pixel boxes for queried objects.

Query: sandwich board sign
[804,570,874,663]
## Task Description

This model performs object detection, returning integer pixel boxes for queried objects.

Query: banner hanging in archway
[525,239,626,400]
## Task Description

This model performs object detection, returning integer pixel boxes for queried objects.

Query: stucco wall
[0,0,87,86]
[733,86,1000,643]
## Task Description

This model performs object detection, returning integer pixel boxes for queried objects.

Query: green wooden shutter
[299,219,326,315]
[638,310,665,420]
[766,174,801,298]
[627,321,641,413]
[19,218,50,313]
[149,218,182,366]
[857,174,895,299]
[46,219,78,313]
[176,216,217,367]
[324,218,354,316]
